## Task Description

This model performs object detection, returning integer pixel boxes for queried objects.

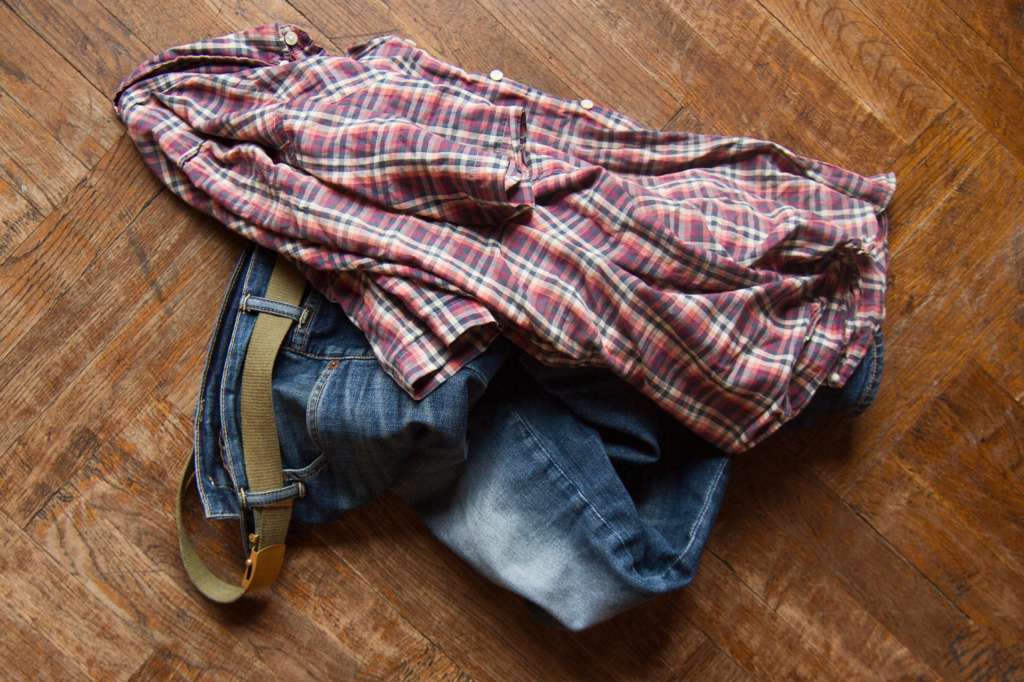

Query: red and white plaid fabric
[114,24,895,453]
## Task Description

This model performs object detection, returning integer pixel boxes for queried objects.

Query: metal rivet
[489,69,504,82]
[284,30,299,47]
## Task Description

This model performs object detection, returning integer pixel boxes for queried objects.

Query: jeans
[192,245,884,630]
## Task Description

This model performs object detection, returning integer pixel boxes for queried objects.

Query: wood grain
[0,513,151,678]
[0,1,1021,679]
[941,0,1024,77]
[0,4,120,167]
[5,0,152,95]
[603,0,900,168]
[0,191,209,451]
[0,134,161,359]
[0,175,40,260]
[468,0,681,126]
[0,88,88,214]
[852,0,1024,162]
[755,0,950,141]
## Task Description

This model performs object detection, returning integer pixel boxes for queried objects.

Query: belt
[176,255,307,603]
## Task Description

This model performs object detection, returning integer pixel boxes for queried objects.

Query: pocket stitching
[305,360,337,453]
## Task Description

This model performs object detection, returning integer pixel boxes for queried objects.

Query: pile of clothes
[114,25,893,629]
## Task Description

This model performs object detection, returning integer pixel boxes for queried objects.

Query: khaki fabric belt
[176,255,307,603]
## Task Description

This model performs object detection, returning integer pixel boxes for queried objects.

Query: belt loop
[175,254,308,603]
[236,480,307,508]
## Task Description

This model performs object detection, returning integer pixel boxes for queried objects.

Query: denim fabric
[192,245,884,630]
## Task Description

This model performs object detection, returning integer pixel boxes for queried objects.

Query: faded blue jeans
[193,245,884,630]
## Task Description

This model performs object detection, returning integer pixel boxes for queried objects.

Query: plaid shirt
[114,24,895,453]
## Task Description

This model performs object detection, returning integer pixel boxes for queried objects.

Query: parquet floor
[1,1,1021,679]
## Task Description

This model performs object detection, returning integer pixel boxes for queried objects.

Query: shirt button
[829,371,842,384]
[284,30,299,47]
[489,69,504,82]
[579,98,594,110]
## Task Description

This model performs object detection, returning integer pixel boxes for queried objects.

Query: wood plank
[395,0,578,99]
[28,459,269,680]
[706,444,940,679]
[755,0,949,141]
[672,551,843,679]
[197,0,334,42]
[850,438,1024,650]
[970,209,1024,401]
[0,175,40,260]
[273,532,452,679]
[462,0,681,126]
[889,363,1024,580]
[97,0,320,51]
[578,0,899,170]
[0,135,161,363]
[883,104,993,252]
[0,87,89,212]
[941,0,1024,78]
[851,0,1024,162]
[666,640,751,682]
[277,0,395,46]
[0,191,216,453]
[199,0,342,52]
[0,216,239,524]
[712,449,1021,679]
[0,513,152,679]
[6,0,153,96]
[383,646,474,681]
[0,605,90,681]
[0,3,121,167]
[127,649,201,681]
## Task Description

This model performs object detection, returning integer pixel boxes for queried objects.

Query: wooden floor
[1,0,1021,679]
